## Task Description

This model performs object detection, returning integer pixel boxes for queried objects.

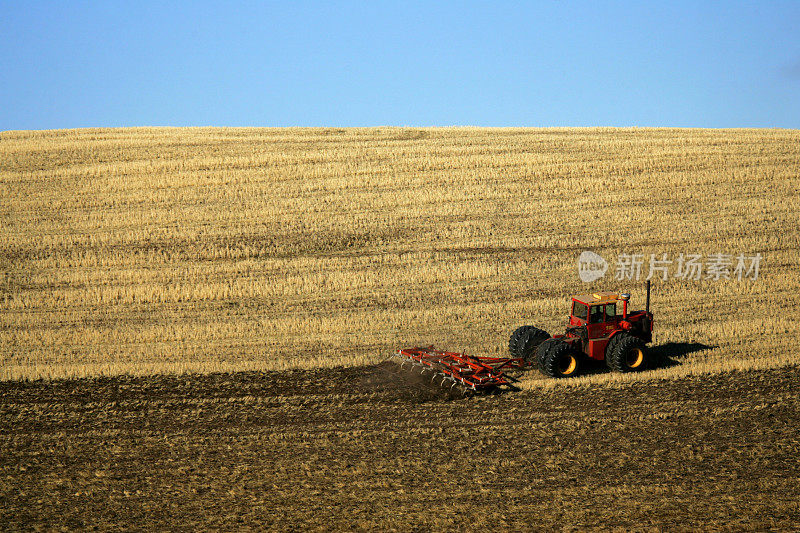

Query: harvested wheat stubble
[1,127,799,382]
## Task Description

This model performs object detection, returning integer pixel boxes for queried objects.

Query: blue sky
[1,1,799,130]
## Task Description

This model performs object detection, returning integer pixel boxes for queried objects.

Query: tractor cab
[570,292,620,337]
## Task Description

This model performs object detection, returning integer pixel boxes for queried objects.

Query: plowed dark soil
[1,364,799,531]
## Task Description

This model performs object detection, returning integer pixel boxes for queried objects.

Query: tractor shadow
[579,342,717,376]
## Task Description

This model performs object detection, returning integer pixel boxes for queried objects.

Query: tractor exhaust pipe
[645,280,651,314]
[619,292,630,319]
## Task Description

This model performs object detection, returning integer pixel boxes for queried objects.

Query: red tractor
[509,281,654,378]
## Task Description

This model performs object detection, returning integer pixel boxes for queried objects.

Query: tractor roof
[572,292,619,305]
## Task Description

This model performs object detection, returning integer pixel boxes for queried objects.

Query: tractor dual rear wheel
[605,332,648,373]
[510,326,549,362]
[509,326,534,358]
[536,339,580,378]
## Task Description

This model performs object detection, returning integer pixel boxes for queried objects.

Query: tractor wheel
[539,340,581,378]
[516,327,551,364]
[509,326,535,358]
[605,333,648,373]
[535,338,561,368]
[510,326,549,359]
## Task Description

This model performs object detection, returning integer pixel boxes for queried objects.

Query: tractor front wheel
[605,333,648,373]
[538,340,580,378]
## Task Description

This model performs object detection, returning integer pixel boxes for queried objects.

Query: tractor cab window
[605,303,617,320]
[572,301,588,321]
[589,305,605,324]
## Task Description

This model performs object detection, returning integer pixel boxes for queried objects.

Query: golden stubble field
[1,127,799,384]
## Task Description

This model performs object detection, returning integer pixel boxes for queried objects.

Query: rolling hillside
[1,127,799,383]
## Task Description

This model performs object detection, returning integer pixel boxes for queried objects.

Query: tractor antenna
[645,280,651,314]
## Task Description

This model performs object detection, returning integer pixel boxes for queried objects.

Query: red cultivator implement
[392,346,524,394]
